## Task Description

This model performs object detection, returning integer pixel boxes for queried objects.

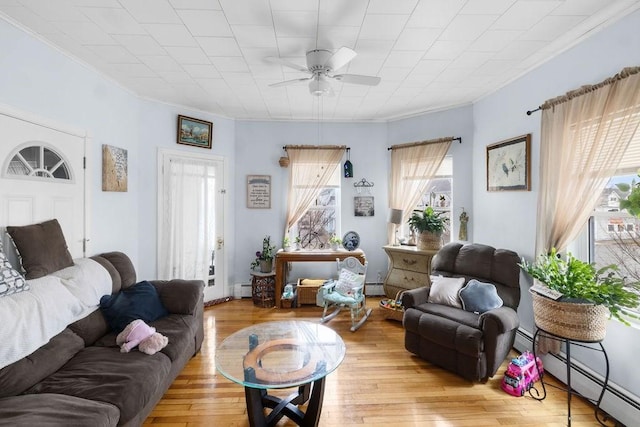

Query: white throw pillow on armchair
[427,275,465,308]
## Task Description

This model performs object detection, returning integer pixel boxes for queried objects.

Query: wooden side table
[250,271,276,308]
[382,245,438,298]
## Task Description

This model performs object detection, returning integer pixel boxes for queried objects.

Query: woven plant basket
[417,231,442,251]
[530,289,609,342]
[379,290,405,322]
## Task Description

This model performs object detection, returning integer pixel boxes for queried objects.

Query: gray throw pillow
[459,279,503,314]
[6,219,74,279]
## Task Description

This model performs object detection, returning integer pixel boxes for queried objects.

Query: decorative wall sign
[177,115,213,149]
[486,134,531,191]
[354,196,374,216]
[247,175,271,209]
[102,144,128,192]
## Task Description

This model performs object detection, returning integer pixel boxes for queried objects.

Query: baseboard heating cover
[514,328,640,426]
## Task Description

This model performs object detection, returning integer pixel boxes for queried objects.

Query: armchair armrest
[479,306,519,334]
[401,286,430,309]
[150,279,204,315]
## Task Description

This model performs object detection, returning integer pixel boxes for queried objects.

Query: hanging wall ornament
[343,148,353,178]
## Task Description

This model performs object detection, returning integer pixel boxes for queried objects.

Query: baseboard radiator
[234,282,385,299]
[513,328,640,426]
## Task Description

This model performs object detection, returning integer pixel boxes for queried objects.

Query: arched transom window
[5,144,72,181]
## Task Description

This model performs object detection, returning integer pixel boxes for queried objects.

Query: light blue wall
[0,18,141,265]
[472,7,640,412]
[233,120,390,285]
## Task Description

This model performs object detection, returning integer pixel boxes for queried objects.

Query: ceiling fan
[266,47,381,96]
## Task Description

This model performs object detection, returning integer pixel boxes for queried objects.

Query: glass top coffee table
[216,320,346,427]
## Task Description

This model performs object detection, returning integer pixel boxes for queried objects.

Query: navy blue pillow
[100,280,169,333]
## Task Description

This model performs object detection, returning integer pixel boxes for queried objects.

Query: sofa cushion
[68,309,110,346]
[0,393,119,427]
[459,279,503,314]
[100,280,169,333]
[91,252,137,292]
[6,219,74,280]
[427,275,465,308]
[412,303,480,330]
[27,346,171,426]
[0,252,29,297]
[0,328,84,398]
[150,314,198,361]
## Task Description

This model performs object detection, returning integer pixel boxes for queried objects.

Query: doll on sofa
[116,319,168,355]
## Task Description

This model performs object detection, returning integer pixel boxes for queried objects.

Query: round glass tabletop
[215,320,346,389]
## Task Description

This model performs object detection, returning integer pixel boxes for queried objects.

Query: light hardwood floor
[144,297,614,426]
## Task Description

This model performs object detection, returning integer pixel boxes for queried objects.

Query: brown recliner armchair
[402,242,521,382]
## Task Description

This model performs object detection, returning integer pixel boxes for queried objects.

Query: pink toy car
[501,351,543,397]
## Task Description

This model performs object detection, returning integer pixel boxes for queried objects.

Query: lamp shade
[388,208,403,225]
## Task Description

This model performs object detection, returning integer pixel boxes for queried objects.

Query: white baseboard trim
[514,328,640,427]
[365,283,384,296]
[234,283,252,299]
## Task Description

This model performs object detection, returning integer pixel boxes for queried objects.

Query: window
[291,165,341,250]
[413,156,453,243]
[5,144,71,180]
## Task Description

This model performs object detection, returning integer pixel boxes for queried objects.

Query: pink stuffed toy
[116,319,169,355]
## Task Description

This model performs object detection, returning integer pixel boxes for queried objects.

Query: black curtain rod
[386,137,461,151]
[282,145,349,151]
[526,106,541,115]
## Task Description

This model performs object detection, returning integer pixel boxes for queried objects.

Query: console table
[274,249,366,308]
[382,245,438,298]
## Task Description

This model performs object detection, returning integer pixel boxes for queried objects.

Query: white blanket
[0,258,112,369]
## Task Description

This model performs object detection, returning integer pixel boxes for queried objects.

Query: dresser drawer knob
[402,258,417,265]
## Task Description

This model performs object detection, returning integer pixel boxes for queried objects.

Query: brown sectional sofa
[0,251,204,427]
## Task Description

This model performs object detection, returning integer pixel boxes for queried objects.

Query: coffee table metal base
[244,377,325,427]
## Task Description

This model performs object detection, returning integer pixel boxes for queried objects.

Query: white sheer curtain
[536,67,640,255]
[387,138,453,244]
[284,146,345,235]
[159,157,215,283]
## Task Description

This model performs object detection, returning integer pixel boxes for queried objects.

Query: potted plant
[329,234,342,251]
[250,235,277,273]
[520,248,640,340]
[294,236,302,251]
[407,207,448,250]
[282,236,291,252]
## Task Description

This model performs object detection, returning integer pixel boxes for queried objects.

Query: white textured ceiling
[2,0,639,121]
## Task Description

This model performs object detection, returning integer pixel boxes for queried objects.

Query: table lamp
[388,208,403,246]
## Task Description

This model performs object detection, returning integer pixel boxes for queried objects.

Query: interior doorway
[157,149,225,302]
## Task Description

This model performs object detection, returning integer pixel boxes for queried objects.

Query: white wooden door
[0,106,89,267]
[157,149,226,303]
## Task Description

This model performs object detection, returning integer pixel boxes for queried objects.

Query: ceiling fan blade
[269,77,312,88]
[332,74,381,86]
[323,47,357,72]
[264,56,309,73]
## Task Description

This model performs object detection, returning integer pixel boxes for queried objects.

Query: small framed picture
[247,175,271,209]
[486,134,531,191]
[354,196,374,216]
[177,115,213,149]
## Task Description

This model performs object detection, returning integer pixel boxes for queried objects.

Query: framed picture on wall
[354,196,374,216]
[177,115,213,149]
[486,134,531,191]
[247,175,271,209]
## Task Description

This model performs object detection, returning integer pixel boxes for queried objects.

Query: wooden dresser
[382,245,438,298]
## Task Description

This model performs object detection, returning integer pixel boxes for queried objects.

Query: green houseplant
[520,248,640,340]
[251,235,277,273]
[329,234,342,250]
[407,207,448,250]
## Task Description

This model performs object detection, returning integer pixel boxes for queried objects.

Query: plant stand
[530,327,610,426]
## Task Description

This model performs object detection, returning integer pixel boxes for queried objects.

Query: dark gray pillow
[459,279,503,314]
[6,219,73,279]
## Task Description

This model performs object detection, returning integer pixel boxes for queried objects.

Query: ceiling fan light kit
[267,47,381,96]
